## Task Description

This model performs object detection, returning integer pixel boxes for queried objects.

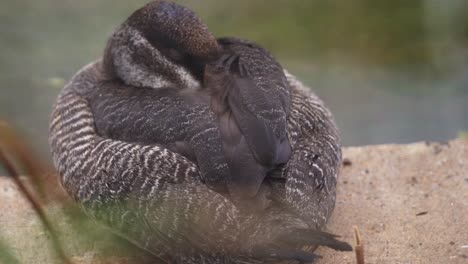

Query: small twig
[0,123,73,264]
[353,226,365,264]
[416,211,428,216]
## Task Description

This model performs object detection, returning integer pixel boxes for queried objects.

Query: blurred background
[1,0,467,159]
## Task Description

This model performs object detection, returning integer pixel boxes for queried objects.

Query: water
[0,0,467,162]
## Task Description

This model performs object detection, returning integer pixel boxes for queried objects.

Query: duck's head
[103,0,221,90]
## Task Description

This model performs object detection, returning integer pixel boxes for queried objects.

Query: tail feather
[280,229,353,252]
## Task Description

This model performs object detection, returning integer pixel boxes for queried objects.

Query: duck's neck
[103,24,201,90]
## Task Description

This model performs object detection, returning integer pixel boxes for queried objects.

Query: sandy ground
[0,138,467,263]
[315,138,468,264]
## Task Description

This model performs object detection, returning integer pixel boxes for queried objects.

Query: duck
[50,1,351,262]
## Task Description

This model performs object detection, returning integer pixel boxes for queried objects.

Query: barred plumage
[49,61,343,263]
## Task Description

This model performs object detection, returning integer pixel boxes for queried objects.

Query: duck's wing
[224,55,291,168]
[217,111,267,199]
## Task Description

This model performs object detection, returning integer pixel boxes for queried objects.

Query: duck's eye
[166,48,184,62]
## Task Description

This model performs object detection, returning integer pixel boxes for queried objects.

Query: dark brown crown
[127,1,220,61]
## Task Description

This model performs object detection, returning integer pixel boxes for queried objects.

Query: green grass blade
[0,236,20,264]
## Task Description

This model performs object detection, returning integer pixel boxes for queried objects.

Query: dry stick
[0,122,48,199]
[353,226,365,264]
[0,144,73,264]
[0,123,69,203]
